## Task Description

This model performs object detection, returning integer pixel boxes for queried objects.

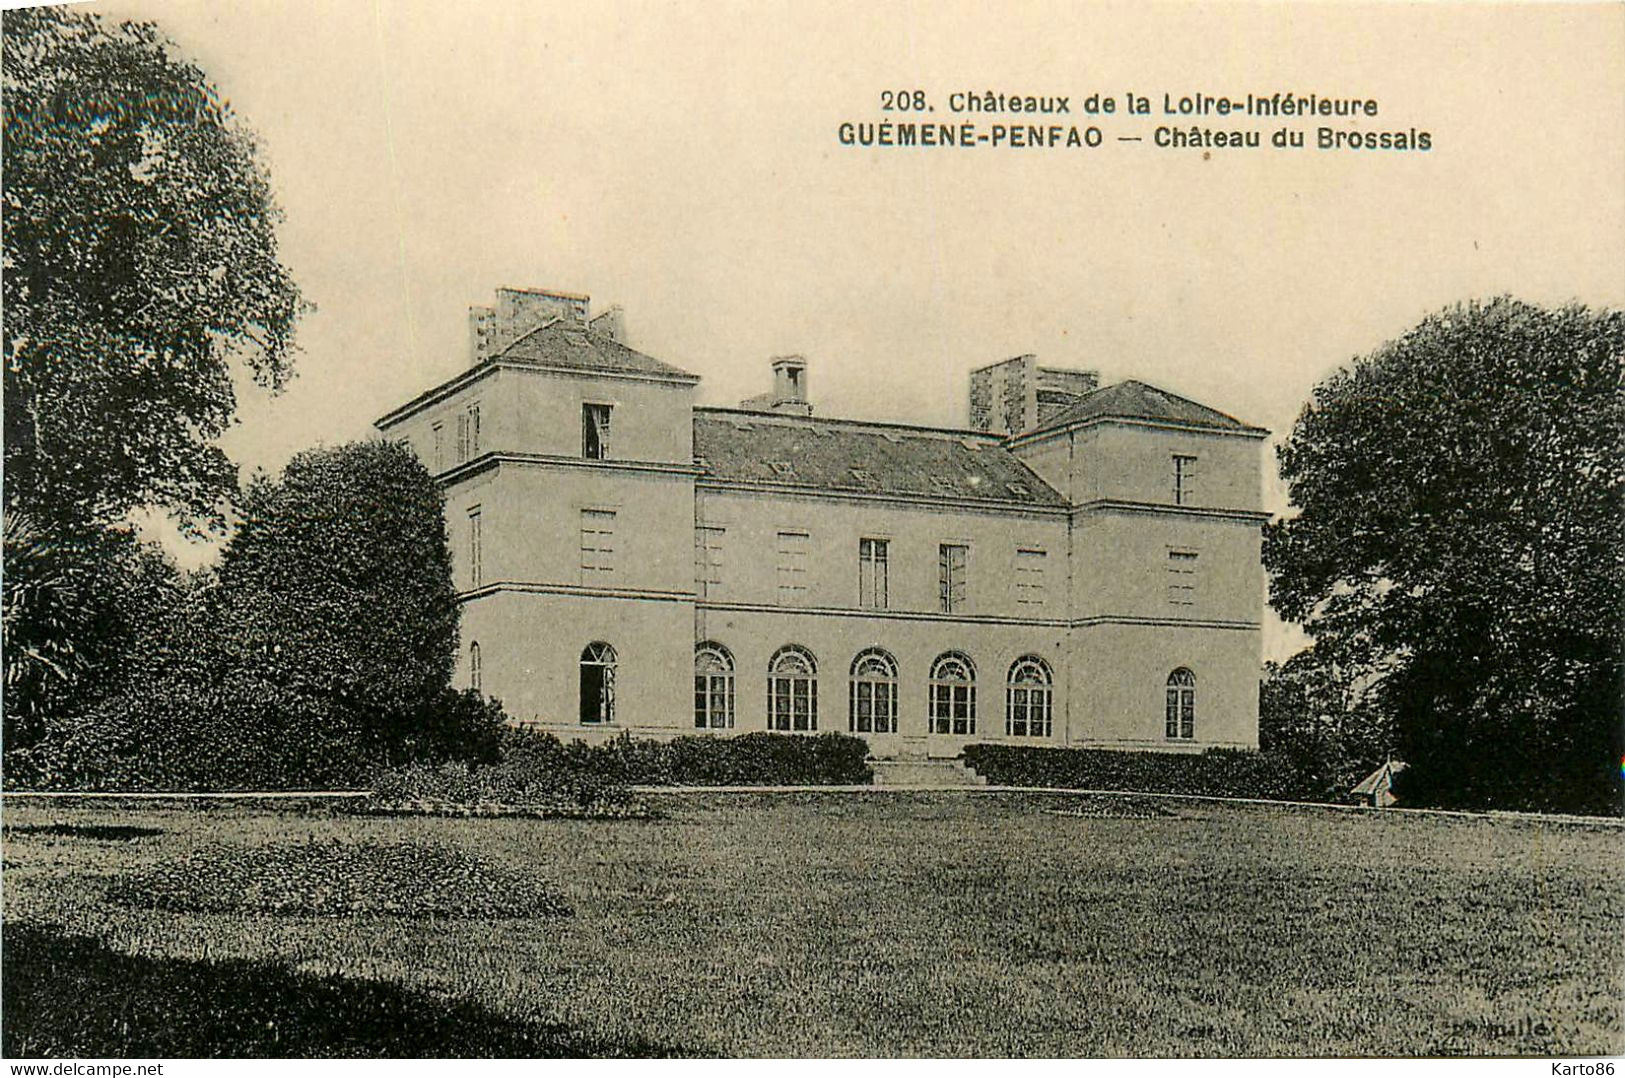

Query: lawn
[2,791,1621,1057]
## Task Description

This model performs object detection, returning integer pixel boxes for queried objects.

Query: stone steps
[869,757,988,788]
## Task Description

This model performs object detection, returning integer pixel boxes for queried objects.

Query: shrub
[106,839,573,918]
[961,744,1319,801]
[657,731,872,786]
[365,726,654,819]
[365,759,650,820]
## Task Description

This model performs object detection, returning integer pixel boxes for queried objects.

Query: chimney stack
[969,355,1098,435]
[738,355,813,414]
[468,287,592,365]
[771,355,810,414]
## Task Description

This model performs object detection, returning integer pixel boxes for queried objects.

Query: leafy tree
[207,440,462,779]
[215,441,458,723]
[1259,650,1391,800]
[1265,298,1624,814]
[3,6,303,531]
[14,441,470,790]
[1,516,193,763]
[2,7,304,744]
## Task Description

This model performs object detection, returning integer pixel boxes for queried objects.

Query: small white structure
[1352,759,1408,808]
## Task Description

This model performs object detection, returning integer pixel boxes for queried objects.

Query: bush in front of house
[364,726,655,819]
[362,728,874,815]
[961,743,1319,802]
[659,731,872,786]
[105,839,574,918]
[495,727,872,788]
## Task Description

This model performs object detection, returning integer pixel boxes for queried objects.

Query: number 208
[881,90,928,111]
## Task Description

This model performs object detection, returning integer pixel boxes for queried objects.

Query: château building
[376,287,1269,756]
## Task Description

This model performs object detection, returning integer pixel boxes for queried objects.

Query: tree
[7,442,479,791]
[3,6,303,532]
[1265,298,1624,814]
[2,7,303,743]
[1259,649,1391,800]
[206,440,462,779]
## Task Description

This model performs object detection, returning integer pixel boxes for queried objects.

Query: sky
[74,0,1625,658]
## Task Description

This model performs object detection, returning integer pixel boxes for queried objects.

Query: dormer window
[583,403,612,460]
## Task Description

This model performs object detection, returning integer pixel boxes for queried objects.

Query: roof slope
[693,409,1066,507]
[1031,379,1264,434]
[497,320,698,380]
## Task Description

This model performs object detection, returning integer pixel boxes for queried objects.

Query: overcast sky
[81,0,1625,658]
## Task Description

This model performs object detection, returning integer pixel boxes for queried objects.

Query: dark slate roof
[497,320,699,380]
[1030,379,1265,434]
[693,409,1067,507]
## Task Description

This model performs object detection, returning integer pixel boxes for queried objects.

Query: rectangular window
[939,543,968,613]
[580,510,616,578]
[858,538,889,609]
[467,507,482,587]
[466,402,481,457]
[583,403,612,460]
[1015,548,1047,606]
[456,413,468,461]
[776,530,809,604]
[1173,454,1198,506]
[1167,550,1198,606]
[694,671,734,729]
[431,422,445,470]
[1166,684,1195,740]
[695,525,724,597]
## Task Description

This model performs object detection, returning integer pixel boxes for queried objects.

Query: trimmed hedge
[590,730,874,787]
[364,729,873,815]
[961,744,1321,802]
[481,728,872,788]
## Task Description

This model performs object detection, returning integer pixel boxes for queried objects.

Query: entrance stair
[869,757,988,788]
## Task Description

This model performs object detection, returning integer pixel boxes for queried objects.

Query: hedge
[365,729,873,812]
[961,744,1323,802]
[549,729,873,787]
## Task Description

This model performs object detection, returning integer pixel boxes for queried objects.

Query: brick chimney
[969,355,1098,435]
[468,287,592,364]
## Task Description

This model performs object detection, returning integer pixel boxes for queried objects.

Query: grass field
[2,791,1621,1057]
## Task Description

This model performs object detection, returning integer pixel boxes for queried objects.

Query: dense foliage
[1258,650,1393,801]
[2,521,197,768]
[366,729,874,815]
[961,744,1321,801]
[2,6,304,765]
[1265,298,1624,814]
[369,728,653,818]
[106,840,573,918]
[5,443,486,791]
[212,440,461,737]
[610,730,874,786]
[3,6,303,533]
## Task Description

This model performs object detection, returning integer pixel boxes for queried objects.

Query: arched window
[470,641,482,693]
[694,643,735,729]
[580,642,617,725]
[768,645,818,731]
[1166,668,1195,740]
[1006,656,1052,737]
[849,648,899,734]
[929,652,977,735]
